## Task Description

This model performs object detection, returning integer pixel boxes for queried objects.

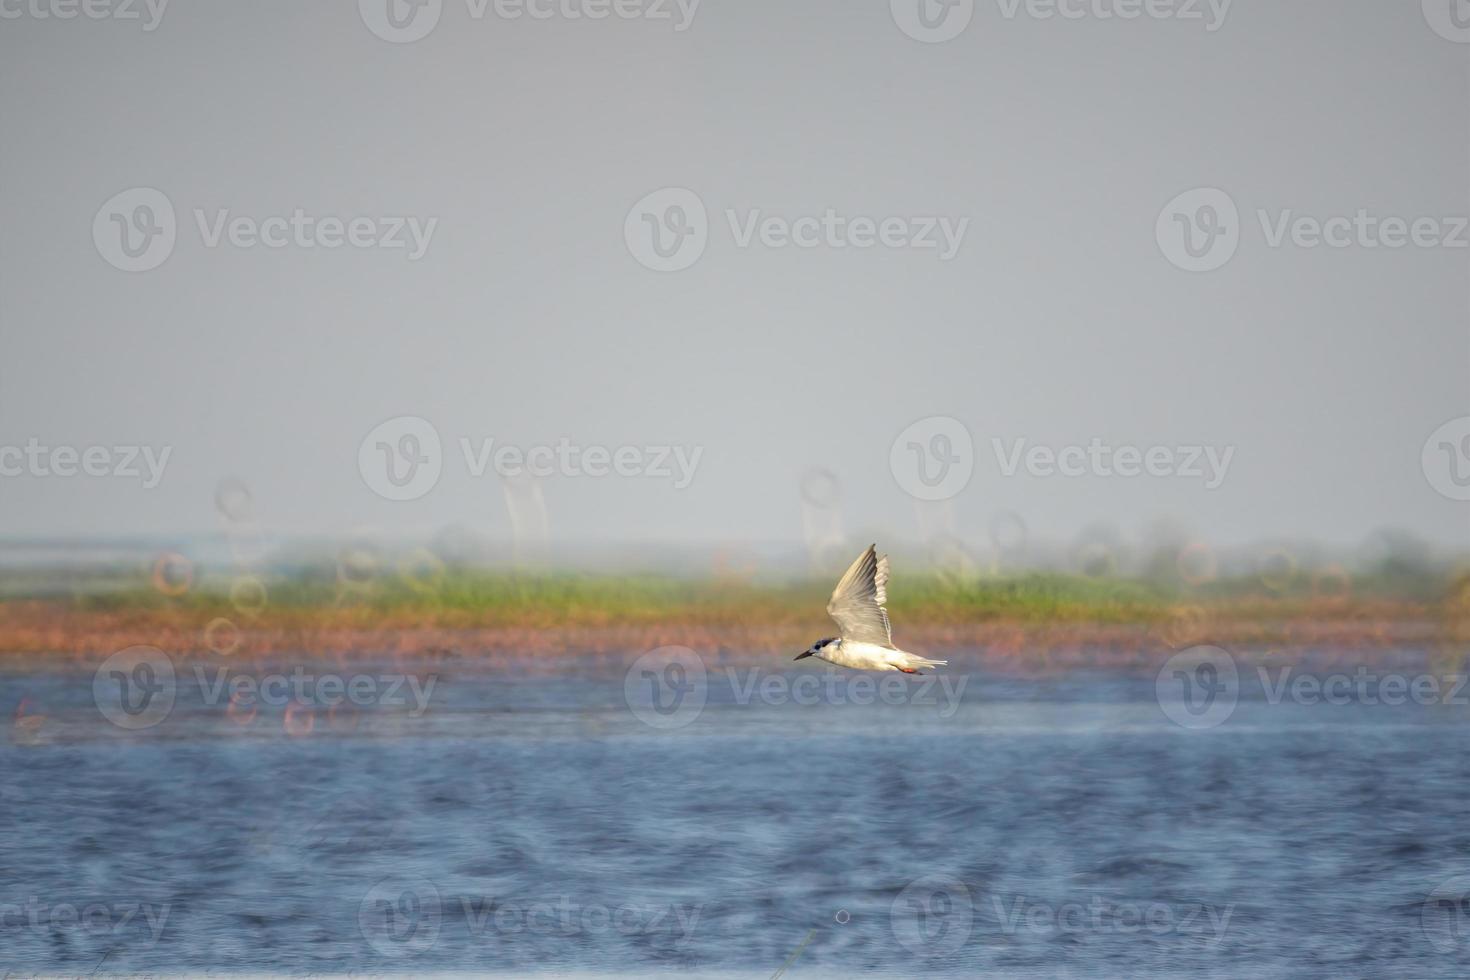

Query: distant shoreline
[0,564,1462,669]
[0,597,1459,672]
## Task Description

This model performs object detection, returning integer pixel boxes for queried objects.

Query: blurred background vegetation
[1,526,1462,631]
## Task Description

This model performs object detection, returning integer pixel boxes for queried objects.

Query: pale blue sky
[0,0,1465,554]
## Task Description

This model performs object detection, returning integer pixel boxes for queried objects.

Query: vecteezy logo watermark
[1423,0,1470,43]
[1159,187,1470,272]
[890,0,975,43]
[1155,645,1238,729]
[358,877,700,958]
[623,188,708,272]
[623,648,969,730]
[0,0,169,30]
[94,188,438,272]
[1160,652,1470,725]
[890,421,1229,497]
[624,646,708,730]
[891,875,973,955]
[992,895,1233,943]
[93,646,176,730]
[358,416,705,501]
[359,416,444,501]
[1422,416,1470,501]
[890,416,975,502]
[358,0,443,42]
[624,187,970,272]
[0,439,172,488]
[1423,875,1470,953]
[359,878,443,957]
[93,187,177,272]
[0,899,171,946]
[1155,187,1240,272]
[358,0,699,43]
[993,437,1235,489]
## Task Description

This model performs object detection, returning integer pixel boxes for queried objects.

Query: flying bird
[794,544,947,674]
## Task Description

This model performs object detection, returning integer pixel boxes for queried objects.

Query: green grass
[15,562,1458,629]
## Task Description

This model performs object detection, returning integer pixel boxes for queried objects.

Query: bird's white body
[809,638,945,673]
[795,544,948,674]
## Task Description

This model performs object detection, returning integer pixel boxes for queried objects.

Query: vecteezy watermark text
[0,898,170,945]
[624,188,969,272]
[0,0,168,29]
[992,894,1233,943]
[1157,188,1469,272]
[93,187,438,272]
[357,416,703,501]
[994,0,1230,28]
[888,875,1232,954]
[192,209,437,259]
[725,209,968,260]
[92,646,440,730]
[722,668,968,716]
[0,439,171,488]
[1156,645,1470,730]
[889,0,1232,44]
[357,877,701,958]
[889,418,1235,501]
[623,647,968,730]
[459,437,702,487]
[1256,666,1470,708]
[457,896,701,940]
[1256,210,1470,251]
[358,0,700,43]
[993,437,1234,489]
[192,666,438,717]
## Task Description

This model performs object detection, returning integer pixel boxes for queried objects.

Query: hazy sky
[1,0,1466,554]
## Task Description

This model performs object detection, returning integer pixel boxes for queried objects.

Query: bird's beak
[793,650,814,661]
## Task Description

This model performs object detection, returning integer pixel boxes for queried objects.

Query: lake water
[4,656,1470,977]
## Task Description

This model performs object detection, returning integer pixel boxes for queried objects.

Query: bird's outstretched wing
[827,544,893,647]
